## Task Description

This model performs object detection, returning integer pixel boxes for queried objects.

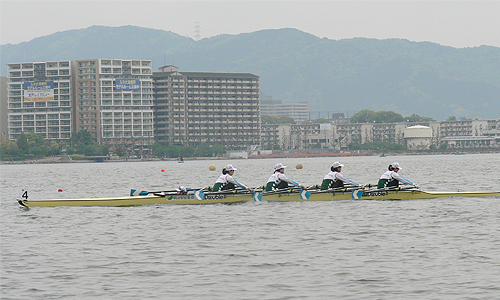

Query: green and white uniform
[377,171,413,189]
[321,171,360,190]
[265,172,301,192]
[213,174,248,192]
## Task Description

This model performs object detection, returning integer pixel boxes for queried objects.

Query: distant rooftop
[156,65,259,78]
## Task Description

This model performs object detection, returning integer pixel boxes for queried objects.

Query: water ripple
[2,154,500,299]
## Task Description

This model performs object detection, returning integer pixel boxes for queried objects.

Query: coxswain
[377,162,417,189]
[213,164,253,192]
[176,186,187,195]
[321,161,364,190]
[265,163,307,191]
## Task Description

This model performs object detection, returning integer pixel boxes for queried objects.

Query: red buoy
[58,189,63,192]
[161,169,165,172]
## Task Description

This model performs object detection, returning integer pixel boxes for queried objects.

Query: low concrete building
[441,135,497,149]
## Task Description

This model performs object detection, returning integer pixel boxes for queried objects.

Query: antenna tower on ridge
[194,22,201,41]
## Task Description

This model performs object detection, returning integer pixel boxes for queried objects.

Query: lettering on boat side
[364,191,387,197]
[167,195,196,200]
[204,195,225,200]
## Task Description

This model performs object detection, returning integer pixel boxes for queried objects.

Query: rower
[377,162,417,189]
[176,186,187,195]
[265,163,307,191]
[213,164,253,192]
[320,161,364,190]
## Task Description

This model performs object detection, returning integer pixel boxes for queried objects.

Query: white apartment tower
[7,61,73,141]
[73,59,154,145]
[7,59,154,147]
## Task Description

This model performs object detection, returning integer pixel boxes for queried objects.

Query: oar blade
[300,190,311,200]
[352,189,364,199]
[254,191,262,202]
[195,190,205,200]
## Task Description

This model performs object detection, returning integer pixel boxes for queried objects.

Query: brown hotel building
[153,66,260,150]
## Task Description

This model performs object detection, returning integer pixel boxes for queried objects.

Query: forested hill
[2,25,500,120]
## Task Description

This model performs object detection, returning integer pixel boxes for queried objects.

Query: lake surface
[1,154,500,299]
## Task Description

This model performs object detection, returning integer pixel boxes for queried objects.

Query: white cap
[392,162,402,169]
[225,164,237,171]
[176,186,187,192]
[332,162,344,168]
[274,163,287,170]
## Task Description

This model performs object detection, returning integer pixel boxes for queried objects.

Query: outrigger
[17,186,500,208]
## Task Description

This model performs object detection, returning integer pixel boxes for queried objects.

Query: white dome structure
[404,125,432,150]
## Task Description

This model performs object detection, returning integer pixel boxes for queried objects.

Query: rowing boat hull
[17,190,500,207]
[263,190,500,202]
[17,193,255,207]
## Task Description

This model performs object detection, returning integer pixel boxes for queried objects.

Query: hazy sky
[1,0,499,48]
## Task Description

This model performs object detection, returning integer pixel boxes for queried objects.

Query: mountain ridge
[2,25,499,120]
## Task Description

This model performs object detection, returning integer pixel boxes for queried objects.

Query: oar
[254,190,263,202]
[208,187,258,194]
[300,190,311,199]
[367,184,418,193]
[194,187,263,201]
[305,186,362,199]
[130,189,151,196]
[264,187,313,199]
[194,189,205,200]
[261,187,297,195]
[130,187,207,196]
[306,185,360,194]
[261,186,307,196]
[328,186,359,193]
[352,189,365,199]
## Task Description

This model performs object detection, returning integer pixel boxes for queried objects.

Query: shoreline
[1,149,499,165]
[0,155,225,165]
[248,152,373,159]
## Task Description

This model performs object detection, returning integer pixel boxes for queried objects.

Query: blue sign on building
[115,79,140,90]
[24,81,55,101]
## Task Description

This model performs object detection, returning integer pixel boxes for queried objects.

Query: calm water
[1,154,500,299]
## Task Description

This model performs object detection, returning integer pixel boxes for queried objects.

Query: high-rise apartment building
[7,61,73,141]
[7,59,154,147]
[73,59,154,145]
[1,76,8,140]
[153,66,260,150]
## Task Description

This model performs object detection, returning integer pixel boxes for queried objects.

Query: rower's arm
[279,174,299,186]
[336,173,361,186]
[279,174,306,189]
[392,172,414,185]
[228,175,248,189]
